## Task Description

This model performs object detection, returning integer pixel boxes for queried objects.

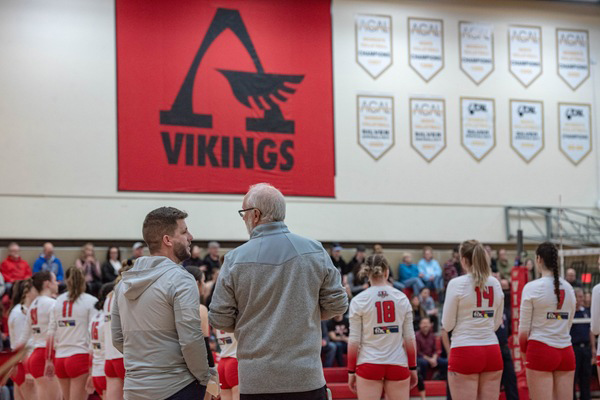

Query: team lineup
[4,183,597,400]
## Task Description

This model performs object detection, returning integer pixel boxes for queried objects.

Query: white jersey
[591,284,600,356]
[22,295,56,349]
[103,292,123,360]
[89,310,105,377]
[49,292,98,358]
[442,274,504,348]
[9,304,32,352]
[519,276,575,349]
[216,329,237,358]
[348,285,414,366]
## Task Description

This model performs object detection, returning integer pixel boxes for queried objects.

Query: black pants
[573,343,591,400]
[241,385,328,400]
[165,381,206,400]
[499,344,519,400]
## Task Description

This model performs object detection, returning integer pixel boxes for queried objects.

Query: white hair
[245,183,286,223]
[208,241,220,248]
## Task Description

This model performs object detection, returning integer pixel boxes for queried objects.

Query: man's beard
[174,241,191,263]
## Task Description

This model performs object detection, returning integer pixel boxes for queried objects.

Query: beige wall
[0,0,598,244]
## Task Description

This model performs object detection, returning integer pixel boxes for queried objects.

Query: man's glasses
[238,208,260,218]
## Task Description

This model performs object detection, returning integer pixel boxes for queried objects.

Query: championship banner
[356,14,393,79]
[459,22,494,85]
[461,97,495,161]
[558,103,592,165]
[510,100,544,163]
[409,98,446,162]
[116,0,335,196]
[508,26,542,87]
[357,95,394,160]
[557,29,590,90]
[408,18,444,82]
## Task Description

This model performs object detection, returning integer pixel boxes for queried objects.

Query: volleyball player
[88,283,112,399]
[216,329,239,400]
[347,254,417,400]
[519,242,576,400]
[103,288,124,400]
[8,279,37,400]
[441,240,504,400]
[47,267,98,400]
[22,271,61,400]
[591,255,600,385]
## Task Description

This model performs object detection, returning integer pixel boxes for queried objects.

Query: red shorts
[356,363,410,381]
[11,362,27,386]
[27,348,53,379]
[54,354,91,379]
[597,355,600,366]
[218,357,239,389]
[449,345,503,374]
[104,358,125,380]
[525,340,575,372]
[93,376,107,394]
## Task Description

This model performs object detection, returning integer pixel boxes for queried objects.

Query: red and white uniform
[519,276,576,371]
[90,310,106,394]
[22,295,56,378]
[103,292,125,379]
[591,283,600,363]
[349,286,415,368]
[8,304,32,385]
[49,292,98,357]
[442,274,504,348]
[216,330,238,389]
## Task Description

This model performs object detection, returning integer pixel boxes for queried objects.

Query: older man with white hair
[209,183,348,400]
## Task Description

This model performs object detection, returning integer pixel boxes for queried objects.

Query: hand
[419,273,424,278]
[322,339,327,347]
[410,370,418,389]
[430,358,438,368]
[85,375,95,394]
[44,360,55,378]
[429,277,434,282]
[348,373,357,393]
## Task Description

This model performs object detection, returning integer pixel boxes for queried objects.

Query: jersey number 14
[475,286,494,308]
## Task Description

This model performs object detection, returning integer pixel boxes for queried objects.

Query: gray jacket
[112,256,210,400]
[208,222,348,394]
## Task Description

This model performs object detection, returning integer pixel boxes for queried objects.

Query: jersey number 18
[375,301,395,323]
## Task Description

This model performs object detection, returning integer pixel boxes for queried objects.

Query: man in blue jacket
[32,242,64,282]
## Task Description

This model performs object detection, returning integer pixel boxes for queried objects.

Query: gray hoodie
[111,256,210,400]
[208,222,348,394]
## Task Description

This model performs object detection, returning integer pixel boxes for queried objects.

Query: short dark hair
[142,207,188,253]
[32,271,52,292]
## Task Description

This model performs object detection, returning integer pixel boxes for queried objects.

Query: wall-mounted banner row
[357,96,592,165]
[355,15,590,90]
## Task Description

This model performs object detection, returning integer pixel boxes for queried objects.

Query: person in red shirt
[1,243,32,288]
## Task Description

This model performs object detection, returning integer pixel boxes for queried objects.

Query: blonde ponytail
[358,254,389,280]
[460,240,491,291]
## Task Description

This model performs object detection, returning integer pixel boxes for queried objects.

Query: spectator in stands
[321,321,336,368]
[398,253,425,294]
[496,249,511,279]
[443,247,462,290]
[32,242,64,282]
[330,243,349,276]
[523,258,535,282]
[1,242,32,290]
[566,268,582,288]
[203,266,219,308]
[418,247,443,293]
[485,245,497,273]
[496,279,519,400]
[327,314,349,367]
[416,317,447,381]
[419,288,439,331]
[411,295,427,332]
[347,246,369,296]
[128,242,145,264]
[584,290,592,309]
[372,244,384,255]
[101,246,121,284]
[183,245,203,268]
[75,242,102,296]
[202,241,221,280]
[571,287,592,400]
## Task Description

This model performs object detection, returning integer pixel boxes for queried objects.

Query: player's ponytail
[358,254,389,280]
[536,242,561,306]
[459,240,490,291]
[66,266,86,303]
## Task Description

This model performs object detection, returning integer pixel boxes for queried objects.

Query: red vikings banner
[116,0,335,196]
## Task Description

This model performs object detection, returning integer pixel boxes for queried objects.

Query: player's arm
[110,291,124,354]
[207,260,237,332]
[441,279,458,332]
[347,302,361,393]
[567,286,576,329]
[591,285,600,335]
[319,249,349,320]
[518,284,533,353]
[402,303,417,368]
[494,283,505,331]
[44,303,57,377]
